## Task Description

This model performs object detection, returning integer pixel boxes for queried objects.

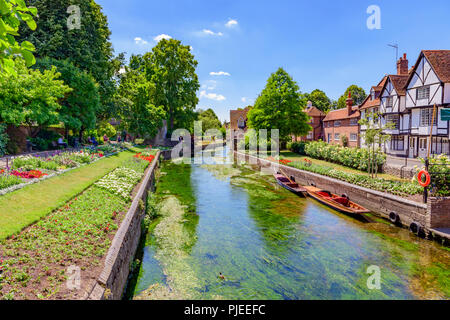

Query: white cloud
[200,90,226,101]
[210,71,231,76]
[202,80,217,90]
[241,97,247,103]
[202,29,223,36]
[153,34,172,42]
[225,19,238,28]
[134,37,148,45]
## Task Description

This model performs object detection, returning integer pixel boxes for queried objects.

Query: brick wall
[323,120,359,148]
[427,197,450,229]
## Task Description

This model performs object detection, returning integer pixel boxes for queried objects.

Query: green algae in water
[133,159,450,300]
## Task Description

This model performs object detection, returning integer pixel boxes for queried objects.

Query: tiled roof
[422,50,450,83]
[323,106,360,121]
[359,76,388,110]
[389,74,409,95]
[305,105,325,117]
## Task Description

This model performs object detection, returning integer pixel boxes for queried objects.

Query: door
[409,137,416,158]
[418,137,427,158]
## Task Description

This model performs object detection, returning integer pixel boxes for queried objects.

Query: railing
[424,159,450,202]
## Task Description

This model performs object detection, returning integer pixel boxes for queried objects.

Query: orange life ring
[417,170,431,187]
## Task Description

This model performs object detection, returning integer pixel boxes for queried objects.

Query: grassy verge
[0,151,134,240]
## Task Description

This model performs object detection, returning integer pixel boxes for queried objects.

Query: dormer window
[417,86,430,100]
[238,117,246,129]
[371,90,376,101]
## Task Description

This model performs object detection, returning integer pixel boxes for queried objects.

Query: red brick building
[323,94,360,147]
[292,101,325,142]
[229,106,251,138]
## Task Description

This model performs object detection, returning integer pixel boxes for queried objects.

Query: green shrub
[0,174,23,190]
[288,141,308,155]
[289,160,422,196]
[304,141,385,172]
[417,155,450,197]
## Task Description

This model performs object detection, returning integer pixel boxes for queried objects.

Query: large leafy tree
[197,108,222,133]
[0,58,71,137]
[117,57,166,139]
[143,39,200,132]
[17,0,115,118]
[0,0,37,73]
[337,85,366,109]
[247,68,311,142]
[35,57,100,138]
[304,89,332,113]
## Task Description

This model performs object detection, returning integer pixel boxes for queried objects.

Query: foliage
[359,111,393,178]
[304,89,332,113]
[0,173,22,190]
[341,134,349,147]
[304,140,386,172]
[197,108,222,133]
[0,123,9,156]
[98,121,116,138]
[247,68,311,142]
[17,0,115,117]
[0,0,37,74]
[288,160,422,196]
[117,61,166,138]
[35,58,100,134]
[287,141,308,155]
[337,85,367,109]
[0,58,71,137]
[143,39,200,130]
[417,155,450,197]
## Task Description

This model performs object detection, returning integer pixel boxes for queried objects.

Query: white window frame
[334,120,341,127]
[349,133,357,142]
[334,133,340,141]
[386,97,393,108]
[417,86,430,100]
[420,108,437,127]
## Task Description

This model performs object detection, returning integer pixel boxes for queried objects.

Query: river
[128,151,449,300]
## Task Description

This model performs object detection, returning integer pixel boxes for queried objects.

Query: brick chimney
[397,53,409,75]
[346,92,353,116]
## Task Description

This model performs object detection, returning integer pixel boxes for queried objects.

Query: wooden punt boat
[303,186,370,214]
[273,173,307,197]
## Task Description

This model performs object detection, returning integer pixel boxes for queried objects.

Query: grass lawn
[0,151,135,240]
[277,150,409,182]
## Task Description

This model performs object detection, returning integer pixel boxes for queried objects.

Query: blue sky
[97,0,450,122]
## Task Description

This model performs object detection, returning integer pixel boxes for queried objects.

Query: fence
[424,158,450,202]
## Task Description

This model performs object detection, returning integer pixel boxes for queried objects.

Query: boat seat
[333,197,350,207]
[287,183,299,188]
[317,191,332,197]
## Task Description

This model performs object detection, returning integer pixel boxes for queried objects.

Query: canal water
[130,151,450,300]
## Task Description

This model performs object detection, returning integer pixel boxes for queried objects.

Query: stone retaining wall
[428,197,450,229]
[87,151,160,300]
[235,152,434,232]
[383,164,417,179]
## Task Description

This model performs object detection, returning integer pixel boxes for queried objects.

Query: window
[386,114,400,129]
[307,131,313,139]
[391,136,404,151]
[350,133,357,142]
[420,108,437,127]
[334,133,340,141]
[417,86,430,100]
[328,134,332,143]
[386,97,393,108]
[350,118,358,126]
[237,117,246,129]
[334,121,341,127]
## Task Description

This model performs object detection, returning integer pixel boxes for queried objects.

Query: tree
[337,85,366,109]
[304,89,332,113]
[143,39,200,132]
[35,58,100,139]
[247,68,311,143]
[359,111,392,178]
[117,61,166,139]
[0,0,38,74]
[0,58,71,137]
[197,108,222,133]
[17,0,115,118]
[0,124,8,156]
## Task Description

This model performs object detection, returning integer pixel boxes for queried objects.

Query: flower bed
[286,159,423,196]
[0,146,124,196]
[0,153,155,300]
